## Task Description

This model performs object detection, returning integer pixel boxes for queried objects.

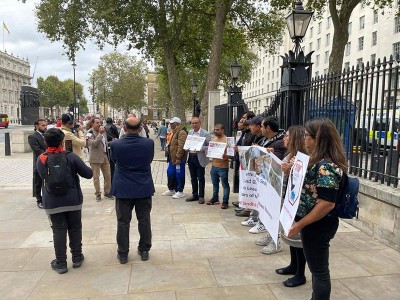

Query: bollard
[5,132,11,156]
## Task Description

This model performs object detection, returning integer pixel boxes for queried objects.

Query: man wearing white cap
[164,117,188,199]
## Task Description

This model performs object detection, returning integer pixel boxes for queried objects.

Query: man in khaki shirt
[206,124,231,209]
[60,113,86,160]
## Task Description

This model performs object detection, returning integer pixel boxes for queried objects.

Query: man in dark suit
[110,116,155,264]
[28,118,47,209]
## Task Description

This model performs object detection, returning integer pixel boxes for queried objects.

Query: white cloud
[0,0,143,100]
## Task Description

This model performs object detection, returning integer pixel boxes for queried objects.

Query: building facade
[0,51,31,123]
[242,3,400,115]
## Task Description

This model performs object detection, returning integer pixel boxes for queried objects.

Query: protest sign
[226,137,235,156]
[279,151,309,235]
[183,135,206,151]
[206,142,226,159]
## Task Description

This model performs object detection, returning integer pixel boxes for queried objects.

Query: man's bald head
[124,117,142,133]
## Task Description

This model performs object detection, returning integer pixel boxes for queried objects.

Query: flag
[3,22,10,34]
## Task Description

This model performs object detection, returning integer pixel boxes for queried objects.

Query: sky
[0,0,143,101]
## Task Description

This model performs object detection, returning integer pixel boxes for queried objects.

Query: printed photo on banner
[238,146,251,170]
[206,141,226,159]
[183,135,206,151]
[226,137,235,156]
[279,151,310,236]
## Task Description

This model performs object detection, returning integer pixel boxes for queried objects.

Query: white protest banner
[183,135,206,151]
[256,151,283,247]
[206,142,226,159]
[279,151,310,235]
[226,137,235,156]
[235,131,242,144]
[237,146,251,170]
[238,169,259,210]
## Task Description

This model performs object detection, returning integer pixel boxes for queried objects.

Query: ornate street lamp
[72,62,77,117]
[230,59,242,85]
[192,79,200,117]
[285,1,314,56]
[76,94,81,119]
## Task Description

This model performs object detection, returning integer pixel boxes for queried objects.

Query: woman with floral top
[287,118,347,300]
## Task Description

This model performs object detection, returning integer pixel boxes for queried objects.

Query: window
[395,17,400,33]
[372,31,377,46]
[357,58,363,67]
[358,37,364,51]
[344,62,350,70]
[371,54,376,63]
[325,51,329,63]
[272,71,274,78]
[324,68,328,75]
[316,54,320,66]
[317,38,321,50]
[348,22,352,35]
[315,71,319,77]
[360,16,365,29]
[326,33,330,46]
[310,27,313,38]
[345,42,351,56]
[374,10,379,24]
[327,16,331,28]
[318,22,322,33]
[393,42,400,58]
[309,42,313,52]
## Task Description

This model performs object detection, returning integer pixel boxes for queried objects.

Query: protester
[185,117,211,204]
[60,113,86,159]
[105,117,119,180]
[110,117,155,264]
[272,125,308,287]
[28,118,47,209]
[86,117,113,201]
[206,123,231,209]
[162,127,177,196]
[36,128,93,274]
[156,121,168,151]
[166,117,188,199]
[287,118,347,300]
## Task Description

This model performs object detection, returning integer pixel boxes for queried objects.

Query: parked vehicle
[0,114,9,128]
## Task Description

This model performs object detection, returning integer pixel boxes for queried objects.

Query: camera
[73,122,81,129]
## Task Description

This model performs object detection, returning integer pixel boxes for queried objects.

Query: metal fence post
[5,132,11,156]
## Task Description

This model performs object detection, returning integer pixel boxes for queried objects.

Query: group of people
[28,114,155,274]
[159,112,346,300]
[28,110,346,300]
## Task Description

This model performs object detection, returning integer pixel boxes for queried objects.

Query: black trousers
[49,210,82,264]
[301,216,339,300]
[188,154,205,198]
[33,169,42,202]
[115,197,152,257]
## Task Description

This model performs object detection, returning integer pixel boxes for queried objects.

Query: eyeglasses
[304,133,315,139]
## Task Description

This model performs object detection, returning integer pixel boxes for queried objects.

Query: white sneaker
[241,217,258,227]
[255,233,272,246]
[172,191,185,199]
[261,240,282,255]
[162,190,175,196]
[249,221,267,234]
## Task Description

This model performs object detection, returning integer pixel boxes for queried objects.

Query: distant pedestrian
[156,121,168,151]
[185,117,210,204]
[110,116,155,264]
[86,117,113,201]
[28,118,47,209]
[36,128,93,274]
[105,117,119,180]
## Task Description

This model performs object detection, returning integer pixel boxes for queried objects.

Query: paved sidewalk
[0,132,399,299]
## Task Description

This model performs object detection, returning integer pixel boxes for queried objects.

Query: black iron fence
[269,55,400,188]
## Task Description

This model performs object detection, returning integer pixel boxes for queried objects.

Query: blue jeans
[159,138,166,151]
[167,161,186,192]
[210,166,230,203]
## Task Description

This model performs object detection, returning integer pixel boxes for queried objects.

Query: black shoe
[234,207,244,213]
[137,249,149,261]
[275,266,296,275]
[232,201,239,207]
[283,276,306,287]
[185,195,199,202]
[96,194,101,201]
[51,259,68,274]
[235,210,250,217]
[37,202,44,209]
[72,254,85,268]
[104,193,114,199]
[117,254,128,264]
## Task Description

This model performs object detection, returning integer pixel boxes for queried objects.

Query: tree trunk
[163,42,186,122]
[200,0,233,130]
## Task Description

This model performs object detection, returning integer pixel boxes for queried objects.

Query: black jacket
[105,124,119,142]
[36,151,93,215]
[28,131,47,171]
[261,130,286,160]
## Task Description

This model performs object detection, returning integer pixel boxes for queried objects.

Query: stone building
[0,50,31,123]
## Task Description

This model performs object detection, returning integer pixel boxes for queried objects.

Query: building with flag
[0,50,31,123]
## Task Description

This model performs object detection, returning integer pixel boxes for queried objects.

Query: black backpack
[43,151,74,195]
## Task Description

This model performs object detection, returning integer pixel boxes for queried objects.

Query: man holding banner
[185,117,210,204]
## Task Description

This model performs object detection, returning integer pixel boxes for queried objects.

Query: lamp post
[76,94,81,119]
[191,80,200,117]
[279,1,314,129]
[72,62,77,118]
[227,59,242,136]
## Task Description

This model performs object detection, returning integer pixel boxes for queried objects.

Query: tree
[37,75,70,116]
[89,52,147,116]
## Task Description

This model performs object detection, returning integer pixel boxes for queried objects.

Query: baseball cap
[245,115,263,126]
[170,117,181,124]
